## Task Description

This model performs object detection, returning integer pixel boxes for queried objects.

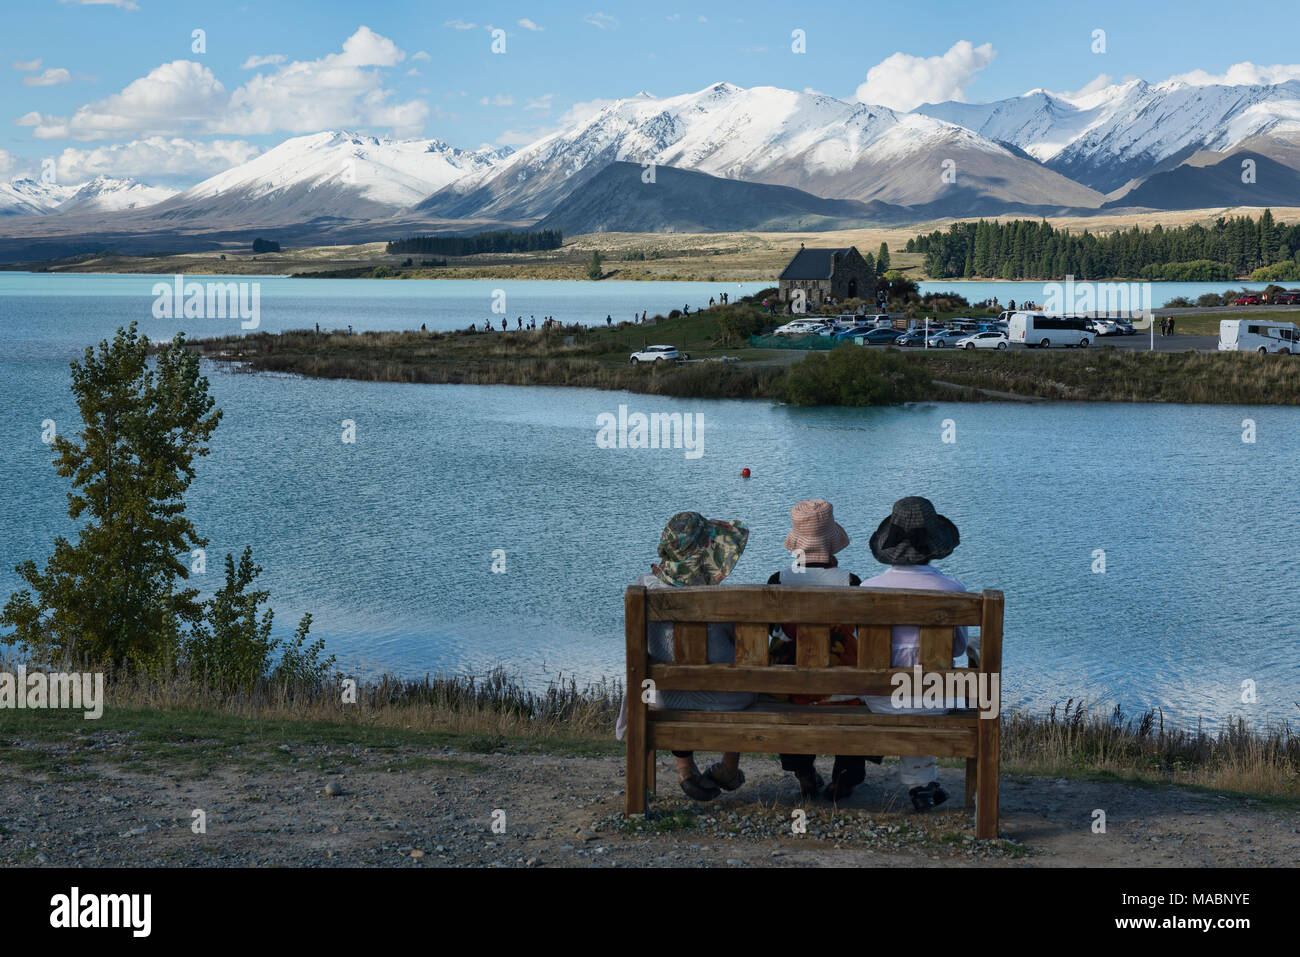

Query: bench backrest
[625,584,1003,699]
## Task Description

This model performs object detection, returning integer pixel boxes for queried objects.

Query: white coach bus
[1218,319,1300,354]
[1007,312,1092,348]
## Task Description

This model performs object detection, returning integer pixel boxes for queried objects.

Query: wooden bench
[623,584,1004,838]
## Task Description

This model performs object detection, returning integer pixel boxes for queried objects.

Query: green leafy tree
[877,242,891,272]
[2,324,221,668]
[587,250,604,281]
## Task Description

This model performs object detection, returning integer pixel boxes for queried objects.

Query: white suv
[629,344,682,365]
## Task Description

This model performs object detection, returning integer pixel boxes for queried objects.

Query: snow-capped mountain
[54,176,178,214]
[415,82,1102,220]
[0,177,75,217]
[151,131,512,224]
[916,78,1300,194]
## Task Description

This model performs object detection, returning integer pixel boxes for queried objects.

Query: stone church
[778,245,874,307]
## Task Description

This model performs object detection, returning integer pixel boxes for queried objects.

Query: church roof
[779,247,857,280]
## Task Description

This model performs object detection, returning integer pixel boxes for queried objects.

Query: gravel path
[2,735,1295,868]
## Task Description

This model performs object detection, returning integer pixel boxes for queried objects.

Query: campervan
[1218,319,1300,354]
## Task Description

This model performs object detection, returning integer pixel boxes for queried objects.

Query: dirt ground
[2,735,1296,868]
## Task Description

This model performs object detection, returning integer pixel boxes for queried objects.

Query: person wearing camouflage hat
[651,511,750,587]
[619,512,755,801]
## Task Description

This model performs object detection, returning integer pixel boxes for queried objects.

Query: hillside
[534,162,912,233]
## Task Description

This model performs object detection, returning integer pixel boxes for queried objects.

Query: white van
[1007,312,1092,348]
[1218,319,1300,354]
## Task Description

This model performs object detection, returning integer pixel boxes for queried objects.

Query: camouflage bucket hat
[653,511,749,586]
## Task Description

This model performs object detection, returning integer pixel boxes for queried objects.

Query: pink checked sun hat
[783,499,850,565]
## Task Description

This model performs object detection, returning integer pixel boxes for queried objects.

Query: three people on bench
[624,496,968,811]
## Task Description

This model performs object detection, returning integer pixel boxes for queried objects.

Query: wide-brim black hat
[869,496,960,565]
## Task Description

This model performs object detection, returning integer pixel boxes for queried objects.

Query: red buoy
[741,468,751,478]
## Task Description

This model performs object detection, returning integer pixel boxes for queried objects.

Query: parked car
[894,329,928,347]
[1273,291,1300,305]
[956,331,1010,350]
[926,329,971,348]
[856,326,906,344]
[1089,319,1120,336]
[1110,318,1136,335]
[863,313,894,328]
[1234,294,1263,306]
[830,324,873,340]
[774,319,832,336]
[629,344,681,365]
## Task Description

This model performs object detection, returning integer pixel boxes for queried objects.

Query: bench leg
[965,757,977,809]
[646,748,657,796]
[626,739,647,816]
[975,721,999,839]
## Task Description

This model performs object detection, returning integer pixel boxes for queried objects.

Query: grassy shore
[186,301,1300,405]
[2,667,1295,802]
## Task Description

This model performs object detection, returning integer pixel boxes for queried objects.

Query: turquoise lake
[2,273,1297,729]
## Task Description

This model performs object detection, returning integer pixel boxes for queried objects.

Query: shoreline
[184,311,1300,406]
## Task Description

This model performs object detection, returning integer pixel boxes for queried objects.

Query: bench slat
[648,663,979,697]
[858,625,892,670]
[920,626,954,671]
[649,707,981,727]
[649,721,978,758]
[796,625,831,668]
[733,623,769,667]
[673,622,708,665]
[645,586,982,625]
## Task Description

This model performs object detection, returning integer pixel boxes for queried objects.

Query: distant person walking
[607,314,613,326]
[1168,316,1175,336]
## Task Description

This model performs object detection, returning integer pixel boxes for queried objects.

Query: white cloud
[411,50,431,61]
[525,93,553,111]
[54,137,262,185]
[241,54,287,69]
[1049,74,1114,101]
[855,40,996,112]
[444,19,478,30]
[0,149,20,176]
[405,67,421,77]
[1167,61,1300,87]
[59,0,139,9]
[18,27,428,141]
[584,12,618,30]
[495,96,617,147]
[13,59,42,72]
[23,67,72,87]
[479,94,515,106]
[517,18,544,31]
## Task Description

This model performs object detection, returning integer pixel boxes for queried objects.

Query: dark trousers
[779,754,880,778]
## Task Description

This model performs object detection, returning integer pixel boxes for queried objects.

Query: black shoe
[824,767,866,801]
[795,771,825,799]
[909,782,948,812]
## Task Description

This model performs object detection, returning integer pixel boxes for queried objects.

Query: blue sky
[5,0,1300,186]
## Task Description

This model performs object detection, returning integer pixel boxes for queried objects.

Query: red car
[1234,294,1262,305]
[1273,291,1300,305]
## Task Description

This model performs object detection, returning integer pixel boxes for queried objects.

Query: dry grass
[6,652,1295,795]
[1002,699,1300,797]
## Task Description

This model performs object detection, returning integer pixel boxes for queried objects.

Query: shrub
[183,547,333,694]
[781,346,931,406]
